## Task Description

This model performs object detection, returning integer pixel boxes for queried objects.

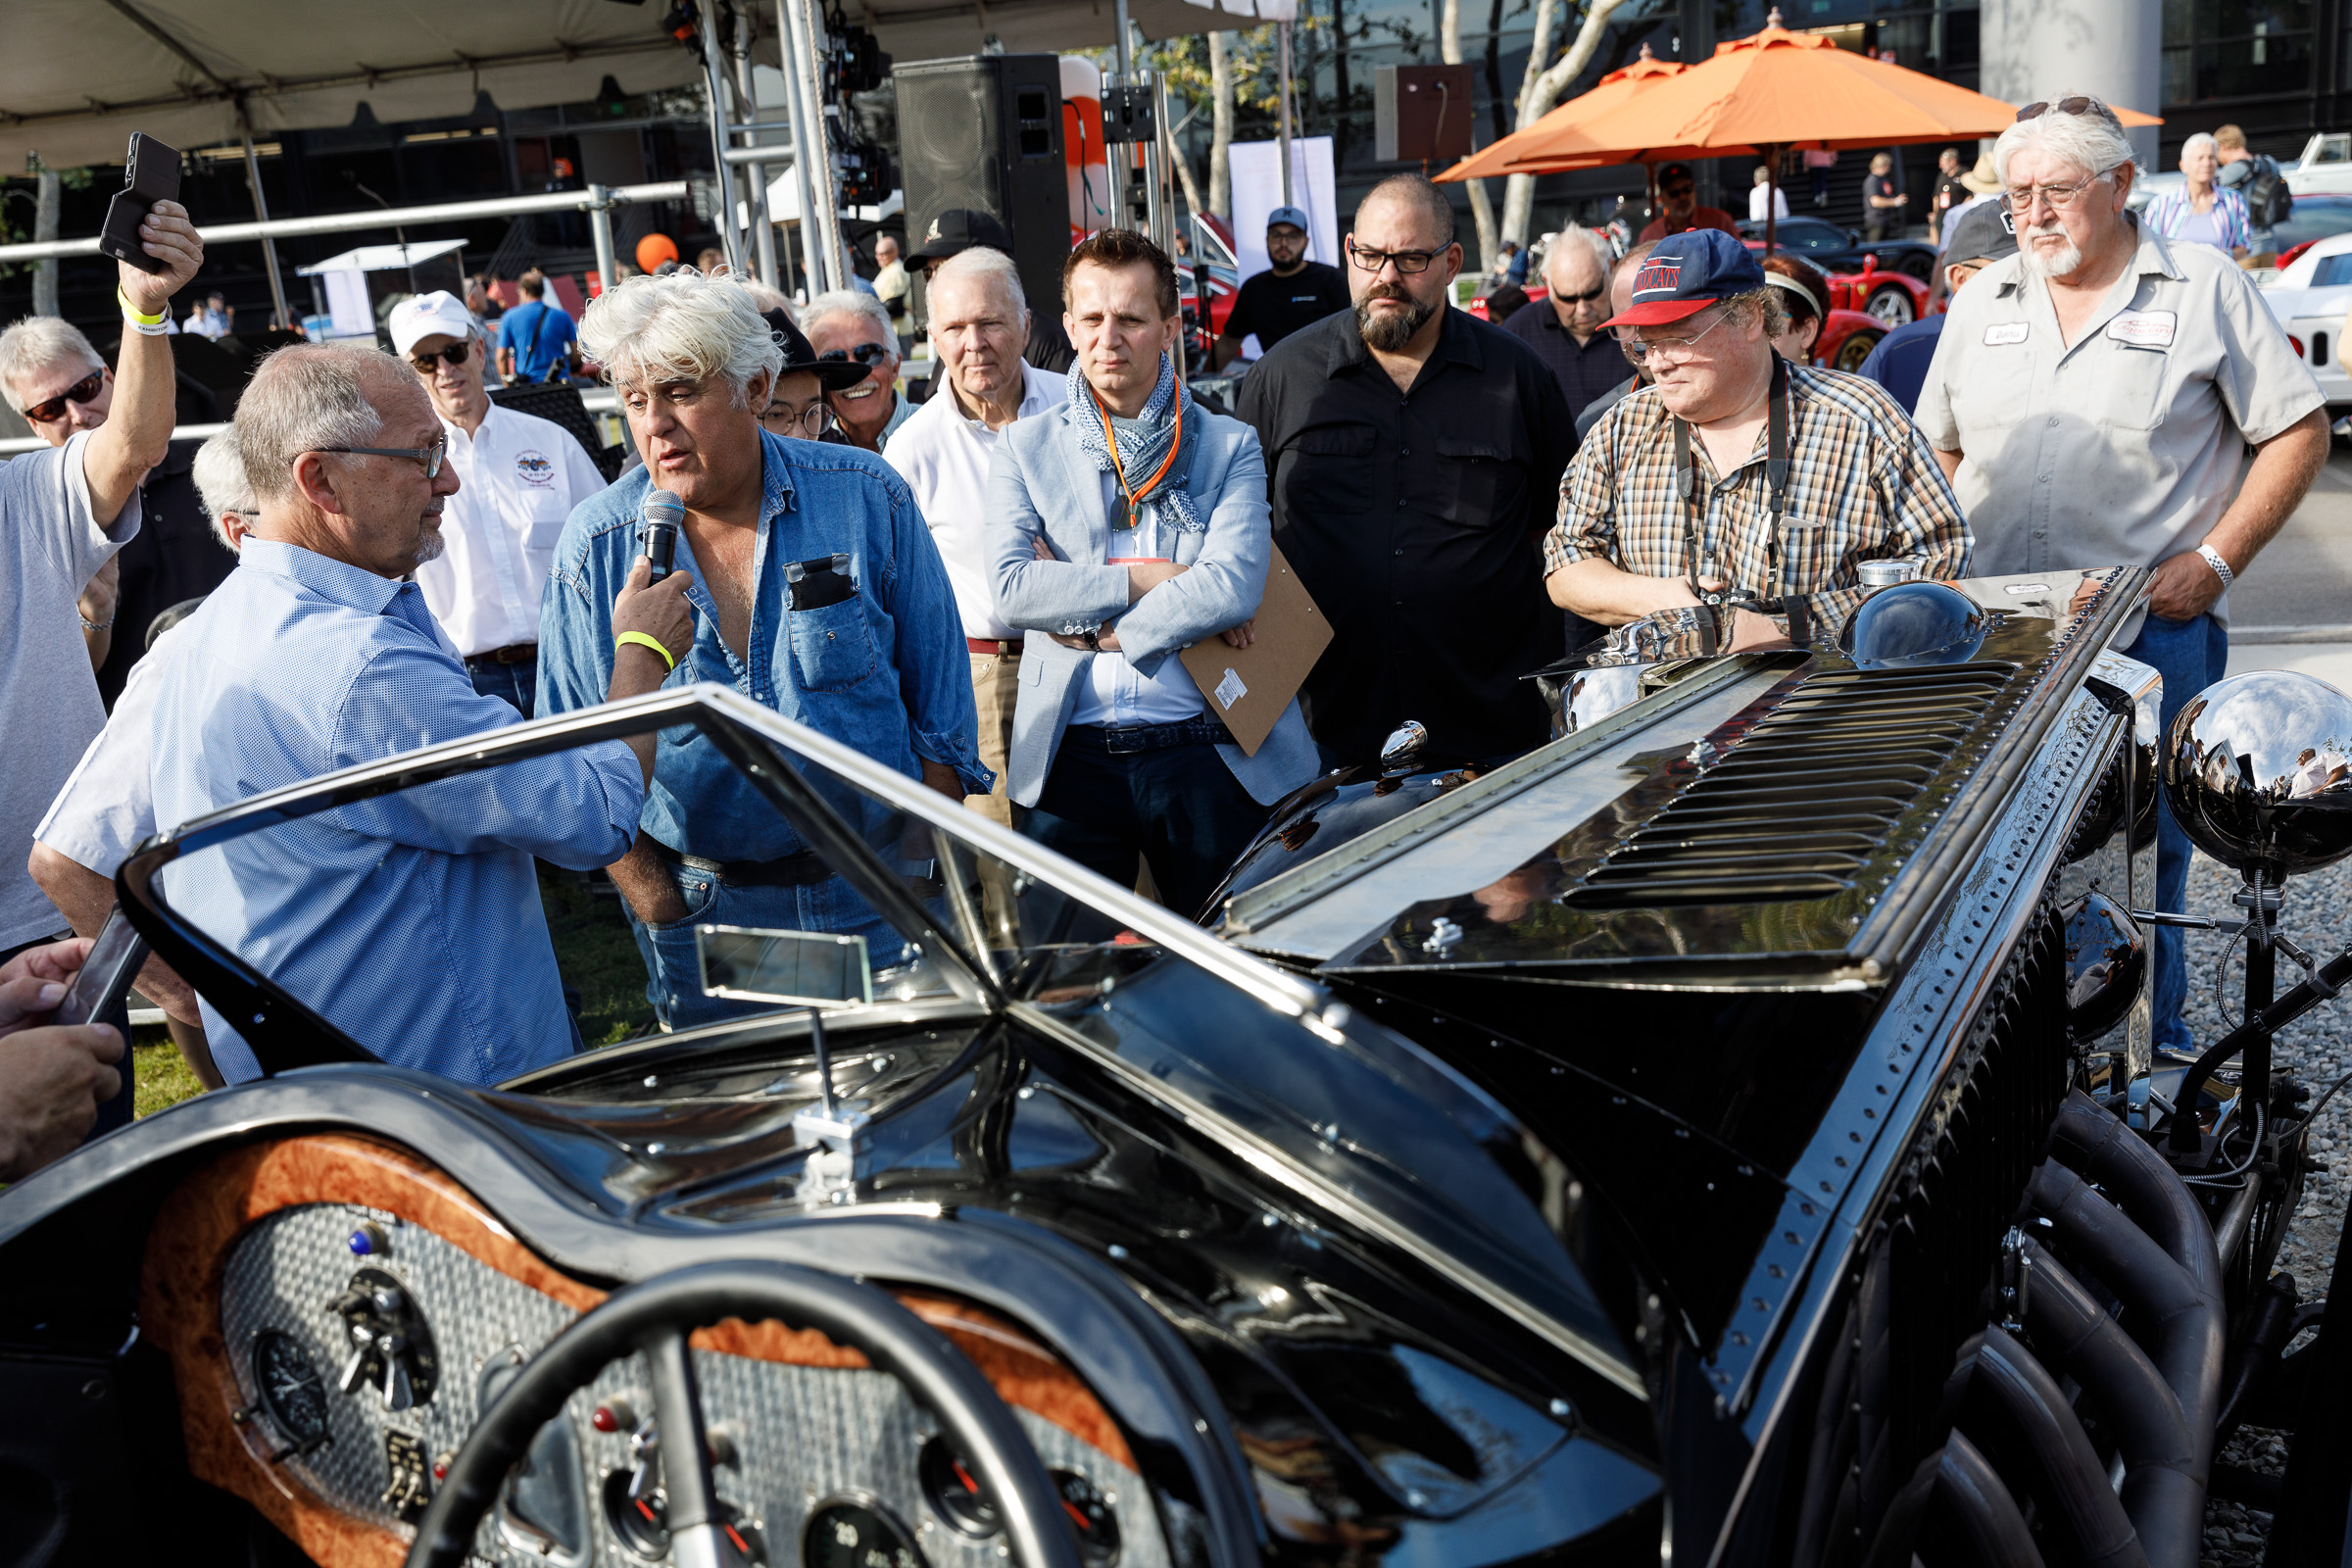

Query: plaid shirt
[1544,365,1972,605]
[2143,184,2254,257]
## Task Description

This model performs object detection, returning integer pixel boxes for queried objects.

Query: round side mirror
[2158,669,2352,877]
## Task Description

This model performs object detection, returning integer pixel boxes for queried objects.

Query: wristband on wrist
[614,630,676,669]
[2196,543,2234,588]
[80,610,117,633]
[117,286,167,326]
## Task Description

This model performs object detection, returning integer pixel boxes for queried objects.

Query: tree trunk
[1439,0,1498,270]
[1483,0,1508,144]
[1207,30,1234,219]
[32,166,60,318]
[1500,0,1631,246]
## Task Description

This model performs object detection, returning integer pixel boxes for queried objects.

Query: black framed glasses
[1347,239,1443,274]
[315,436,449,478]
[817,343,894,368]
[23,370,104,425]
[406,342,471,374]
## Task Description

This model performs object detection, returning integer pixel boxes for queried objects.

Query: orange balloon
[635,233,680,273]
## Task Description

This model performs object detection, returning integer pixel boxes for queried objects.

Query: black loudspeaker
[896,55,1066,325]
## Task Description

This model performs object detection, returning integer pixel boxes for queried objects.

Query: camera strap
[1672,355,1800,651]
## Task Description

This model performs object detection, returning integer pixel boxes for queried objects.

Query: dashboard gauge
[602,1470,765,1564]
[250,1330,329,1452]
[1053,1471,1121,1567]
[804,1498,926,1568]
[918,1435,999,1536]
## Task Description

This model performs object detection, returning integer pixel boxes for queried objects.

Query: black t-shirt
[1222,260,1351,352]
[1931,172,1970,221]
[95,439,235,710]
[1864,174,1900,209]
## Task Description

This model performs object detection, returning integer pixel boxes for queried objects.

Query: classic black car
[7,567,2352,1568]
[1735,216,1939,297]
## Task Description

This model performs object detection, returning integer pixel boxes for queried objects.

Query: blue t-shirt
[1853,314,1944,416]
[497,299,578,382]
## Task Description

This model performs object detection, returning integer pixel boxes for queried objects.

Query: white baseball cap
[389,291,478,358]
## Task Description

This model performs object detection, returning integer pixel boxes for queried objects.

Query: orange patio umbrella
[1436,45,1686,184]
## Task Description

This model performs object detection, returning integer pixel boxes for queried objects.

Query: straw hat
[1958,154,2002,195]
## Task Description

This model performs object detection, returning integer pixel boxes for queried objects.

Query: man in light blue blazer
[986,230,1320,918]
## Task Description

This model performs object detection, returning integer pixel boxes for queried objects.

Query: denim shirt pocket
[788,596,880,693]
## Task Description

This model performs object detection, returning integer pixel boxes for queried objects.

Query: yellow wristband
[615,630,676,670]
[116,286,166,326]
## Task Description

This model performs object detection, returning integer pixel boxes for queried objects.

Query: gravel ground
[2186,848,2352,1567]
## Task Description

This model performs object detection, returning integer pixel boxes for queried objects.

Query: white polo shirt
[414,404,608,658]
[884,363,1066,641]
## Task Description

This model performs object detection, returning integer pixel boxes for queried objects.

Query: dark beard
[1355,286,1437,352]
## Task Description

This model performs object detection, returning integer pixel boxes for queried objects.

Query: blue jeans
[468,658,538,717]
[2123,612,2230,1052]
[628,858,911,1032]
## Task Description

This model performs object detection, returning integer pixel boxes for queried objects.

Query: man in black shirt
[1927,147,1969,246]
[1213,205,1350,368]
[1499,227,1626,425]
[1237,174,1576,769]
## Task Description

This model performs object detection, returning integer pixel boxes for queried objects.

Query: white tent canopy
[0,0,1298,174]
[293,239,467,275]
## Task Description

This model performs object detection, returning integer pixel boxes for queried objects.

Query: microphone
[639,489,683,583]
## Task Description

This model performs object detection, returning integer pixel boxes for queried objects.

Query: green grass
[134,867,656,1118]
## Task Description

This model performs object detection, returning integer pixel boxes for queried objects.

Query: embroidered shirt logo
[514,449,555,487]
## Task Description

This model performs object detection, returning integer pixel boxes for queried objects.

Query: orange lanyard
[1090,382,1184,528]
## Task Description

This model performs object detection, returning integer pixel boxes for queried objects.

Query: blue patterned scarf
[1064,353,1205,534]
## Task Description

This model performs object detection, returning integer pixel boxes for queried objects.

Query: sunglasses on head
[406,341,471,374]
[23,370,103,425]
[2017,96,2101,122]
[818,343,894,368]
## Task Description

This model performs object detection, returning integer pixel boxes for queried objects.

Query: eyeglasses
[314,436,450,478]
[1552,285,1606,304]
[1660,182,1696,199]
[762,402,834,438]
[406,342,471,374]
[1348,239,1443,275]
[817,343,894,368]
[23,370,104,425]
[2016,96,2098,122]
[2001,164,2124,213]
[1620,308,1734,364]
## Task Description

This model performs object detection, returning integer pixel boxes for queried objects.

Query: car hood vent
[1564,662,2014,909]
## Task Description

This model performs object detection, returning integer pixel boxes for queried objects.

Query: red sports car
[1470,278,1907,373]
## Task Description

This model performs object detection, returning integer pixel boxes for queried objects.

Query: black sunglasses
[1660,182,1696,198]
[818,343,894,368]
[407,341,471,373]
[1551,285,1606,304]
[2017,96,2099,122]
[23,370,104,425]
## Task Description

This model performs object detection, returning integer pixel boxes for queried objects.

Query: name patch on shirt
[514,449,556,486]
[2106,311,2178,349]
[1983,321,2031,346]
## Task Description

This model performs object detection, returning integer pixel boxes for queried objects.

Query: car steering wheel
[405,1259,1087,1568]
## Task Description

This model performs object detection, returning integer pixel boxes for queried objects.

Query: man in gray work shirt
[1915,92,2328,1056]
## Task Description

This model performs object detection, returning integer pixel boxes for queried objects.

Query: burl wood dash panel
[139,1134,1134,1563]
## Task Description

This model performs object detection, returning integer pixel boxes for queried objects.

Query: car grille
[1564,662,2014,909]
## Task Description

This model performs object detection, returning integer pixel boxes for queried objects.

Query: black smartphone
[98,133,182,275]
[51,908,149,1030]
[786,554,856,611]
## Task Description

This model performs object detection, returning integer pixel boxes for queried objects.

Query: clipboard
[1180,545,1331,756]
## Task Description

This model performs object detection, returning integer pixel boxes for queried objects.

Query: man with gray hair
[390,289,609,714]
[885,246,1068,830]
[29,428,255,1094]
[1499,225,1624,428]
[1917,91,2330,1054]
[802,288,914,453]
[541,268,985,1032]
[146,341,694,1084]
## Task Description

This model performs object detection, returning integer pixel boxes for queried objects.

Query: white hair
[0,316,103,413]
[1993,91,2138,187]
[578,268,784,403]
[929,246,1028,316]
[191,427,254,551]
[2180,131,2219,165]
[234,342,391,503]
[801,289,898,351]
[738,279,794,319]
[1544,226,1613,287]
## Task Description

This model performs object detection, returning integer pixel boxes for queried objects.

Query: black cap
[1658,161,1695,185]
[905,209,1014,268]
[1943,202,2019,267]
[763,308,869,391]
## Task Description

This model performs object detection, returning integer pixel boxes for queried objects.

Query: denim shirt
[538,427,988,863]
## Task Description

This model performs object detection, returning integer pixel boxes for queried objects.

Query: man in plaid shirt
[1544,229,1970,635]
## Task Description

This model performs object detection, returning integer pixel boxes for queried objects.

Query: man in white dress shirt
[390,291,608,715]
[884,247,1067,827]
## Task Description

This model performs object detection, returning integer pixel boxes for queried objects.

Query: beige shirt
[1915,220,2322,643]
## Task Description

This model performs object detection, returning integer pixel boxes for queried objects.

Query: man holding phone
[0,187,199,1130]
[0,938,124,1181]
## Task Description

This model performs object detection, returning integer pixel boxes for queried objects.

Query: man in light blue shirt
[150,341,694,1083]
[542,269,986,1031]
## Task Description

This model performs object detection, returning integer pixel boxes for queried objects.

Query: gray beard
[410,522,446,568]
[1357,293,1438,353]
[2019,228,2084,279]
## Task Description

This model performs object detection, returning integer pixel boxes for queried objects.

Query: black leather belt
[650,840,831,889]
[1060,715,1231,755]
[466,643,538,665]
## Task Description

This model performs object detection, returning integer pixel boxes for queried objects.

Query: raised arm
[85,201,202,527]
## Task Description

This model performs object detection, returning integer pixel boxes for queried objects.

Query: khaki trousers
[965,649,1021,827]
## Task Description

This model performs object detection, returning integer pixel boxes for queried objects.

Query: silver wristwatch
[2195,543,2234,588]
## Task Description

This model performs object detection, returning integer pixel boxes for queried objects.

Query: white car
[2260,229,2352,413]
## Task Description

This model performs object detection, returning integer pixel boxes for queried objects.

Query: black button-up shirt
[1237,306,1576,767]
[1499,298,1635,424]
